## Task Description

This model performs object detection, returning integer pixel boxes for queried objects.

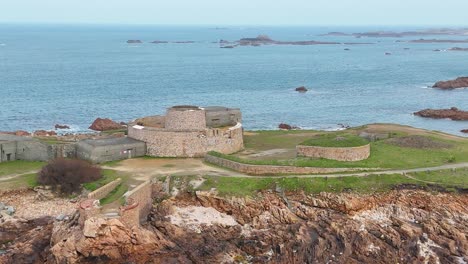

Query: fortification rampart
[205,154,371,175]
[296,144,370,161]
[128,123,243,157]
[87,178,122,200]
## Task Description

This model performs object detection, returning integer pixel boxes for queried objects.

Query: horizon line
[1,21,468,28]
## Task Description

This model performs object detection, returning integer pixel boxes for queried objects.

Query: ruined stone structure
[78,181,153,228]
[128,106,244,157]
[296,144,371,161]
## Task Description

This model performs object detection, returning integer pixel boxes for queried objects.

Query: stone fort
[128,105,244,158]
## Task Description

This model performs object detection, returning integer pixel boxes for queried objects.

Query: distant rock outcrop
[150,40,169,44]
[0,130,31,136]
[278,123,292,130]
[33,130,57,136]
[127,40,143,44]
[414,107,468,121]
[295,86,308,93]
[54,124,70,130]
[461,129,468,133]
[448,47,468,51]
[433,77,468,89]
[89,118,123,131]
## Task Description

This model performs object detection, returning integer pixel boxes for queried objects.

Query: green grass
[211,134,468,170]
[244,129,321,150]
[0,161,45,177]
[190,169,468,197]
[409,168,468,187]
[100,183,128,205]
[83,169,124,191]
[301,133,369,147]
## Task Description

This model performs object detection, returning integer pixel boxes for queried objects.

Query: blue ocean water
[0,24,467,135]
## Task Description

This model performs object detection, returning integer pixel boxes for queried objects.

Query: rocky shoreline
[1,188,467,263]
[414,107,468,121]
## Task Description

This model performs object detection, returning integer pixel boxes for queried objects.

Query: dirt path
[102,158,248,181]
[0,170,39,182]
[102,158,468,180]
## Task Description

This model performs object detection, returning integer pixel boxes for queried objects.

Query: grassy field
[0,160,45,177]
[301,133,369,147]
[225,126,468,170]
[169,168,468,197]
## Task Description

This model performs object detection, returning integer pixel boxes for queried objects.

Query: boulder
[414,107,468,121]
[295,86,308,93]
[89,118,123,131]
[54,124,70,130]
[433,77,468,89]
[278,123,292,130]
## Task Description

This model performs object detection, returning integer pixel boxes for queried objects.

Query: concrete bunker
[77,137,146,163]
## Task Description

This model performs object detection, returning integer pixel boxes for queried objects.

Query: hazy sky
[1,0,468,26]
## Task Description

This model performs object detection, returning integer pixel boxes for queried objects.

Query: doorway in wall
[127,149,133,159]
[6,154,11,161]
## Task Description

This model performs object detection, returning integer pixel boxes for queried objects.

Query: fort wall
[128,123,243,157]
[165,107,206,130]
[296,144,370,161]
[205,154,370,175]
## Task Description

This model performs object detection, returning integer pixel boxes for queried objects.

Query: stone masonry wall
[165,108,207,130]
[87,178,122,200]
[296,144,371,161]
[128,124,243,157]
[205,154,370,175]
[120,181,152,227]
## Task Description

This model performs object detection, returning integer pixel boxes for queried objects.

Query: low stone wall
[296,144,371,161]
[205,154,369,175]
[120,181,152,227]
[87,178,122,200]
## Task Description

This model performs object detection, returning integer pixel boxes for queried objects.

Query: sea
[0,24,467,135]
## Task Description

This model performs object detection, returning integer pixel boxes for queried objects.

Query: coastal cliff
[1,189,467,263]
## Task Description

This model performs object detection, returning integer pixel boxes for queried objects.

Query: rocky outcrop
[235,35,370,47]
[408,39,468,43]
[89,118,123,131]
[150,40,169,44]
[295,86,308,92]
[278,123,292,130]
[414,107,468,121]
[433,77,468,89]
[0,130,31,136]
[54,124,70,130]
[126,40,142,44]
[461,129,468,133]
[33,130,57,136]
[449,47,468,51]
[1,189,467,263]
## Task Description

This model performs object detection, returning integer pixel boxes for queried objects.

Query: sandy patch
[168,206,238,232]
[104,158,245,181]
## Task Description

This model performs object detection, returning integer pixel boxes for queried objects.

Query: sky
[1,0,468,26]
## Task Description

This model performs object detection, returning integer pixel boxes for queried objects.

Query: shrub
[37,158,102,195]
